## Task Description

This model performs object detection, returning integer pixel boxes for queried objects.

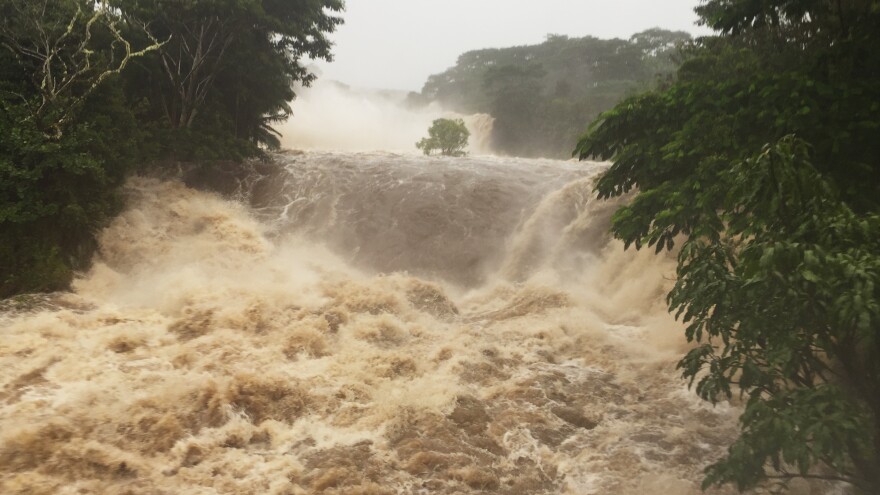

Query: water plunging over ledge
[1,151,756,494]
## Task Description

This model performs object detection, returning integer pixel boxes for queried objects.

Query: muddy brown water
[1,152,835,494]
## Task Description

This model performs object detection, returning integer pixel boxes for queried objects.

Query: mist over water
[278,81,494,154]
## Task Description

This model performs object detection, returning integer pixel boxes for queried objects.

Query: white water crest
[3,151,841,494]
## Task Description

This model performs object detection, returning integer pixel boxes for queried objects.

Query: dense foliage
[411,29,690,158]
[576,0,880,492]
[0,0,343,297]
[416,118,470,157]
[114,0,342,157]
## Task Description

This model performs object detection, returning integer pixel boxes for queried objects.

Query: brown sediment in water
[2,154,835,494]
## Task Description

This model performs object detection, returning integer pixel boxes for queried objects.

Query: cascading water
[0,149,772,495]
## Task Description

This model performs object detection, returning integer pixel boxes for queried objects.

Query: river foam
[1,153,756,494]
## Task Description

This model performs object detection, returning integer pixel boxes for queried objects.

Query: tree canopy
[411,29,691,158]
[576,0,880,492]
[0,0,343,297]
[416,118,470,157]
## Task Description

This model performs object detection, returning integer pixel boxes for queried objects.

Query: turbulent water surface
[1,151,754,494]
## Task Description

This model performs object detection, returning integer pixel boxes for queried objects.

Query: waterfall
[0,152,750,495]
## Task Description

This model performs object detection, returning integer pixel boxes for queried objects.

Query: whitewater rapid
[0,152,750,494]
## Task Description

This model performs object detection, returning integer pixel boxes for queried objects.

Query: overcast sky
[313,0,712,91]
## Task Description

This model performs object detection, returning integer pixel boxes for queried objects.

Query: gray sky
[314,0,712,91]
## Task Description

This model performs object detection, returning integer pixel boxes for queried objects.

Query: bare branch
[0,0,166,136]
[145,14,235,128]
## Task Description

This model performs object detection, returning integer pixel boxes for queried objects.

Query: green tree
[416,118,470,157]
[0,0,161,136]
[483,64,547,156]
[0,0,345,296]
[576,1,880,492]
[0,0,152,296]
[114,0,343,155]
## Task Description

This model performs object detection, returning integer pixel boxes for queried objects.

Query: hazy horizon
[313,0,711,91]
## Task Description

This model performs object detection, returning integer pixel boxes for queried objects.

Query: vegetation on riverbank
[578,0,880,491]
[0,0,343,297]
[410,29,691,158]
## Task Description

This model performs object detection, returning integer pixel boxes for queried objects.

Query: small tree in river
[416,118,469,156]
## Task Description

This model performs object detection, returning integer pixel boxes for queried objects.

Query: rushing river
[0,151,757,494]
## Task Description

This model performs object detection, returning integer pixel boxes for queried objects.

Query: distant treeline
[408,29,691,158]
[0,0,343,297]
